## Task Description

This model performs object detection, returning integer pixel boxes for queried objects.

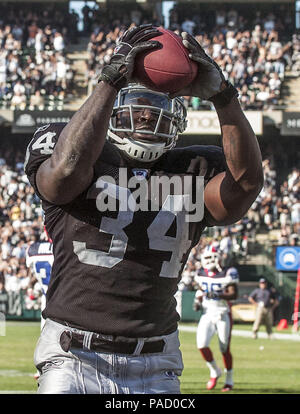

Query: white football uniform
[26,241,54,329]
[195,267,239,352]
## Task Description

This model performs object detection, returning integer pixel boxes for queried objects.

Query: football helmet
[107,84,187,162]
[201,243,222,272]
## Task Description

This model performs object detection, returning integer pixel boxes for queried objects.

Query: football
[133,27,198,94]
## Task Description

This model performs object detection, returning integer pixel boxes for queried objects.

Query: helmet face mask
[108,84,187,162]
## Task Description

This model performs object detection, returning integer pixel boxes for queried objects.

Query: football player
[193,244,239,392]
[26,231,53,381]
[26,231,53,330]
[24,25,263,394]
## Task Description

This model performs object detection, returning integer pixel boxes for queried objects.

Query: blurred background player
[26,229,53,330]
[26,228,53,380]
[193,243,239,392]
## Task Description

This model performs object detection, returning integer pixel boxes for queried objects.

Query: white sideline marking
[0,370,35,377]
[179,325,300,341]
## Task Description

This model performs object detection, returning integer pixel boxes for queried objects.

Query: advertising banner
[275,246,300,271]
[12,110,75,134]
[184,110,263,135]
[281,112,300,136]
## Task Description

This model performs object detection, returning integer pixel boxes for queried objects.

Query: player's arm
[36,82,117,204]
[219,283,238,301]
[174,33,264,225]
[203,98,263,225]
[35,25,162,204]
[206,283,238,301]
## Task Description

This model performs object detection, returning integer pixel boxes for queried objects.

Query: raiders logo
[114,45,122,54]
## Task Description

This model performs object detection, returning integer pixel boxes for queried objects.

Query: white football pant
[34,318,183,394]
[196,311,232,353]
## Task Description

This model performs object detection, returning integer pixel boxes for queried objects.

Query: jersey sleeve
[225,267,239,285]
[24,123,66,200]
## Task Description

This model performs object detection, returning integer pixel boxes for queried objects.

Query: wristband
[209,81,239,109]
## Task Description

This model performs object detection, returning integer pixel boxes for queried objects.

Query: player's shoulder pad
[225,267,239,283]
[99,141,127,167]
[24,123,66,175]
[156,145,226,178]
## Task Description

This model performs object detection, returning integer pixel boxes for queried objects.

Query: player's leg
[35,319,183,394]
[197,314,222,390]
[216,311,234,392]
[34,295,47,381]
[123,330,183,394]
[34,319,87,393]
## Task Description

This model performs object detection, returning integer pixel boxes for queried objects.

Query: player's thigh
[101,330,182,394]
[216,313,231,353]
[196,313,216,348]
[37,357,82,394]
[34,319,84,394]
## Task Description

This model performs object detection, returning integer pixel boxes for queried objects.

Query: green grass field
[0,321,299,394]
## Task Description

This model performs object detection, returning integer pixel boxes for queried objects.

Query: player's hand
[206,291,221,300]
[193,299,202,312]
[171,32,235,101]
[99,25,162,91]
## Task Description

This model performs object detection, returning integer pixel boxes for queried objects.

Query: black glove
[206,291,221,300]
[99,25,162,91]
[172,32,238,108]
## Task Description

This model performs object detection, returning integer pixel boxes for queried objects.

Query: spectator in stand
[10,89,26,109]
[263,13,276,34]
[219,228,233,267]
[0,277,8,314]
[53,31,65,53]
[181,17,196,36]
[0,6,76,110]
[27,21,39,47]
[29,90,45,110]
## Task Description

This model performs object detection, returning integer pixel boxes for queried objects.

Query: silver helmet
[107,84,187,162]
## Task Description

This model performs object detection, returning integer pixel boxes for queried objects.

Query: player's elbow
[36,158,93,205]
[246,167,264,196]
[234,164,264,196]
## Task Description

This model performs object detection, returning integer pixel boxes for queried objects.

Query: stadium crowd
[85,5,297,111]
[0,4,77,111]
[0,3,297,112]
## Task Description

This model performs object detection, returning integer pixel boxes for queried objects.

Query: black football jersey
[25,123,226,337]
